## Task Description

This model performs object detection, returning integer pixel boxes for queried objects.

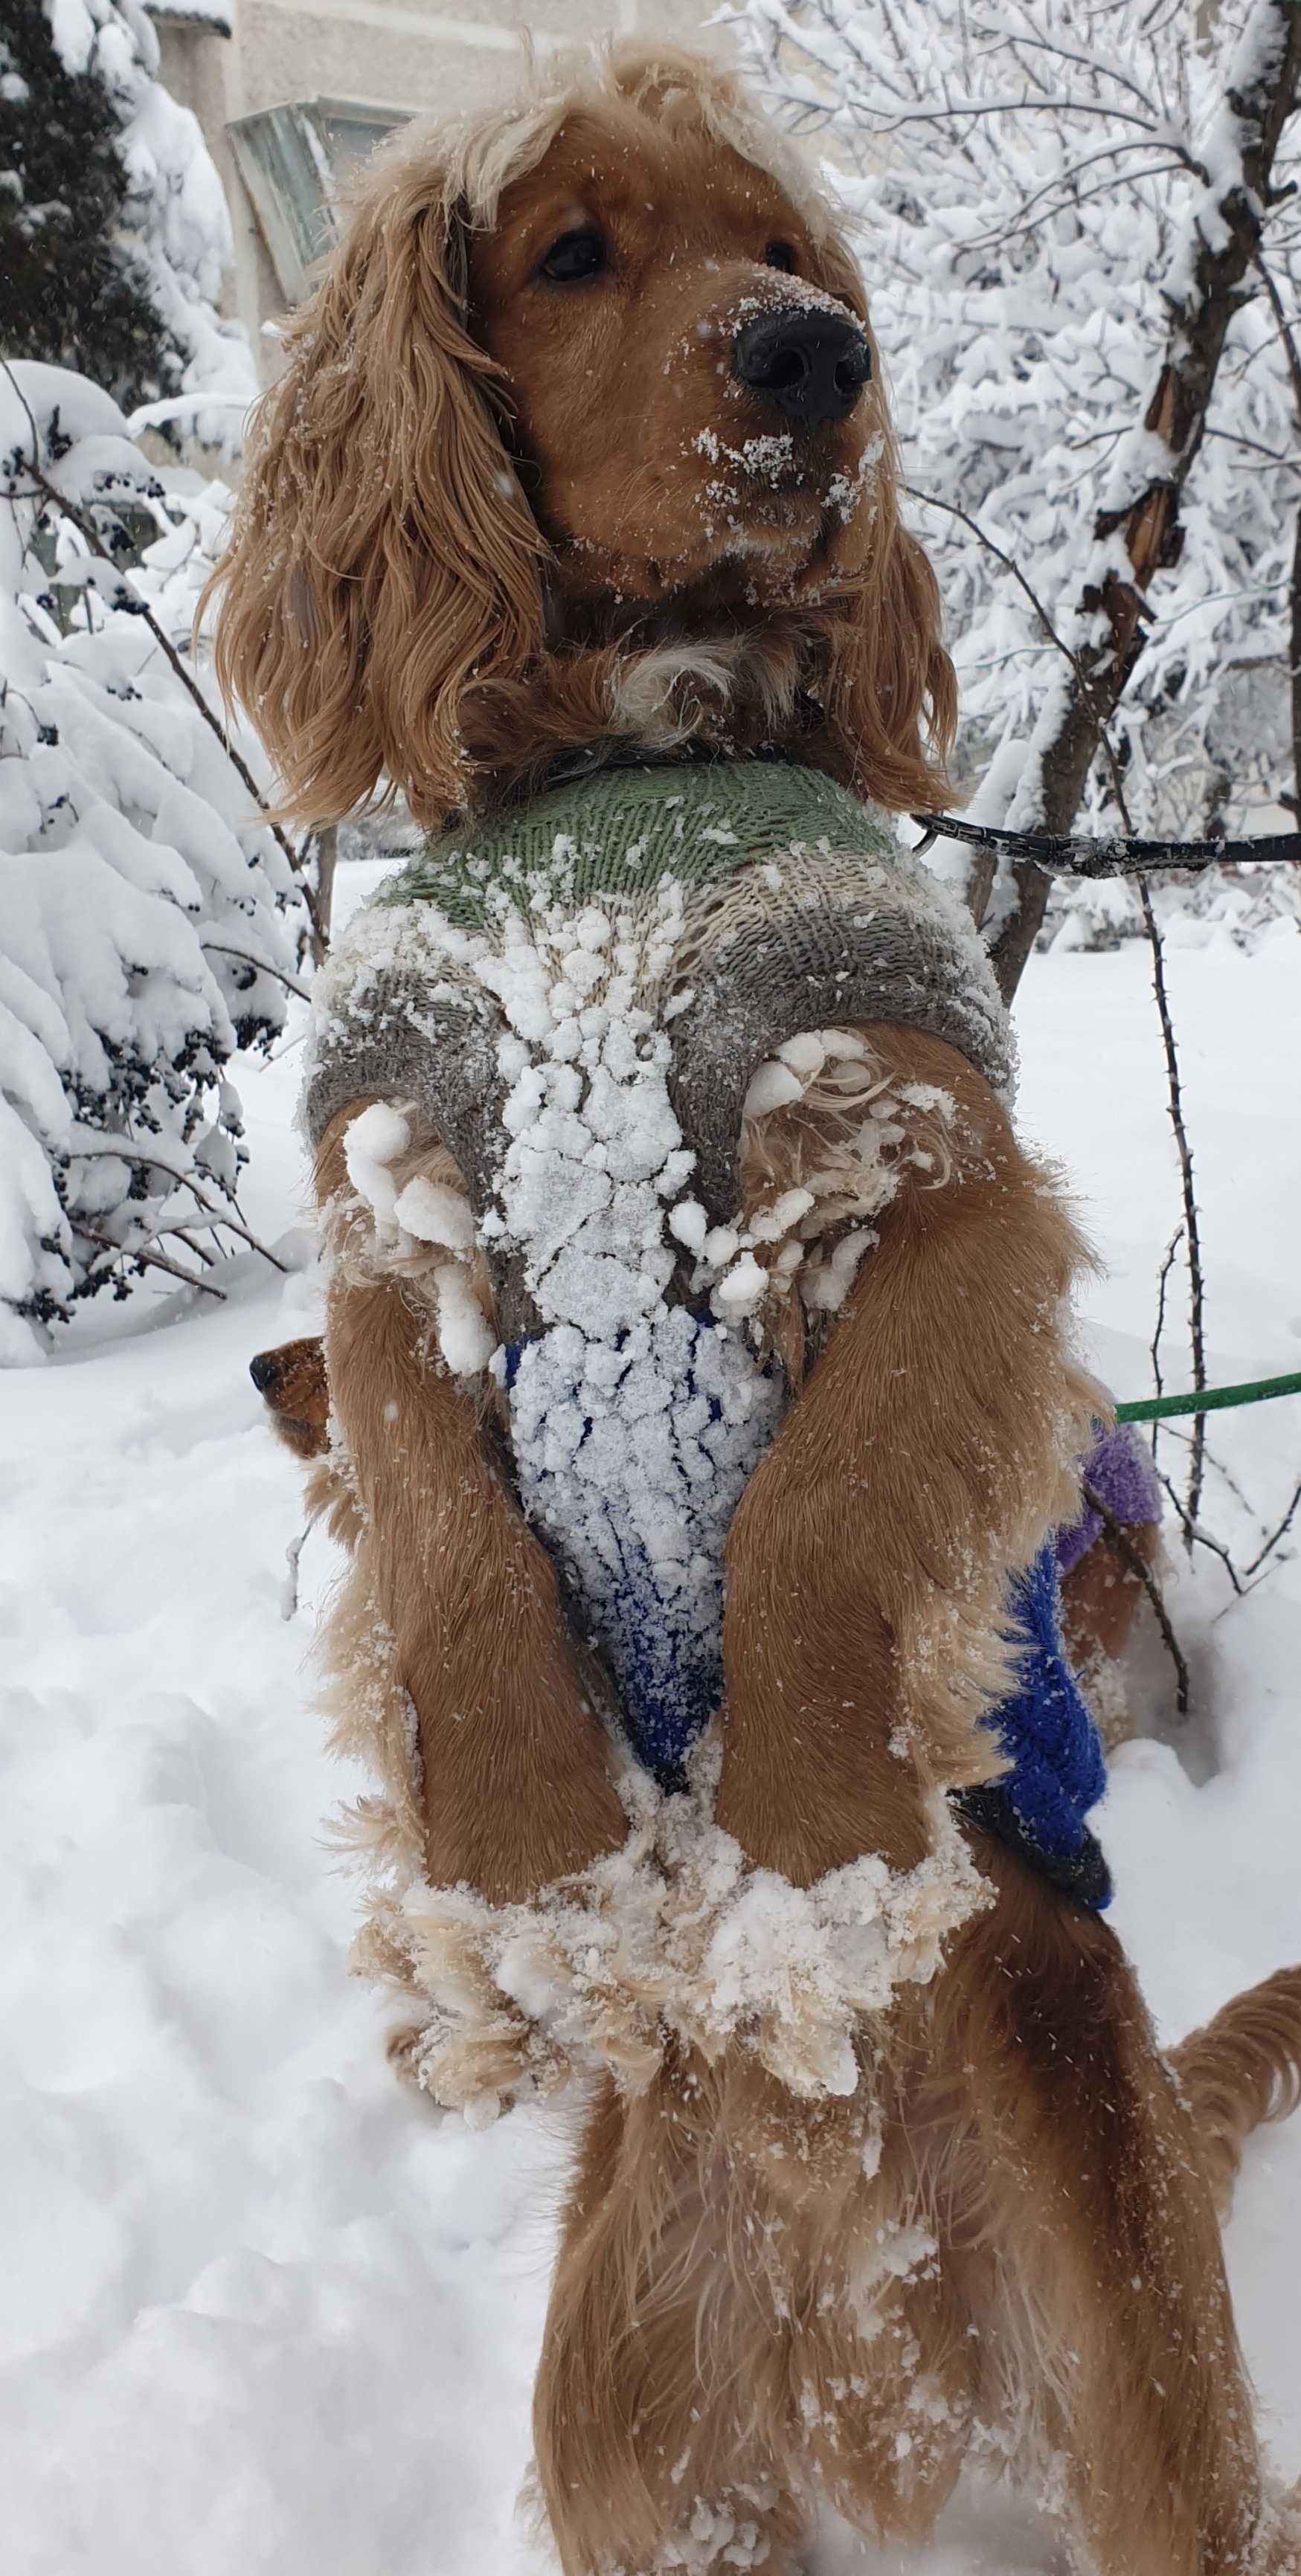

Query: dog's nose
[732,309,871,428]
[249,1349,281,1394]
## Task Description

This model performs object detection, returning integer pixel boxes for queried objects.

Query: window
[228,99,408,302]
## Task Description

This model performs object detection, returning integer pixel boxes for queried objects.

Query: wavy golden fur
[224,43,1301,2575]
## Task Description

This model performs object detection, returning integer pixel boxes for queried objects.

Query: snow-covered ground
[3,889,1300,2575]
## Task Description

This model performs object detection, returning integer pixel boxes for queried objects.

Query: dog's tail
[1172,1965,1301,2216]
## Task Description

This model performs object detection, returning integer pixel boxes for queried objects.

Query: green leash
[1115,1371,1301,1426]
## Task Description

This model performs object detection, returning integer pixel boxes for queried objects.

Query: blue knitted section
[986,1544,1109,1877]
[507,1327,1110,1897]
[502,1321,783,1787]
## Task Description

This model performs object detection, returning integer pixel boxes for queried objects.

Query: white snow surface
[2,889,1300,2571]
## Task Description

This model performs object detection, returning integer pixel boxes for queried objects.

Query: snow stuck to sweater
[3,903,1300,2574]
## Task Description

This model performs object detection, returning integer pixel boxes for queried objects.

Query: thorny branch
[1149,1222,1185,1437]
[1081,1477,1190,1718]
[1137,883,1207,1542]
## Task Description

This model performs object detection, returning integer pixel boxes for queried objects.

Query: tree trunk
[309,826,338,967]
[1291,495,1301,819]
[989,0,1301,1000]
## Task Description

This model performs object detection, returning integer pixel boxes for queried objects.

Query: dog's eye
[539,228,607,283]
[765,240,798,273]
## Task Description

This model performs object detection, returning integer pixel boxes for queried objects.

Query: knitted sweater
[306,760,1012,1341]
[960,1545,1111,1910]
[306,760,1108,1912]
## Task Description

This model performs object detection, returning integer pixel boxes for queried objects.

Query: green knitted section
[374,761,895,927]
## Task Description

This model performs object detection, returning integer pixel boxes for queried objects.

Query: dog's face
[470,113,878,601]
[211,47,954,827]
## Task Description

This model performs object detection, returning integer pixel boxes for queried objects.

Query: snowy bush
[735,0,1301,947]
[0,360,304,1362]
[1038,857,1300,954]
[0,0,256,451]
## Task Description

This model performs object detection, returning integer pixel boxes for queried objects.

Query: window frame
[228,97,410,300]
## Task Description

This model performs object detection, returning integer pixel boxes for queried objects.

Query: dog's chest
[308,761,1012,1782]
[481,876,788,1780]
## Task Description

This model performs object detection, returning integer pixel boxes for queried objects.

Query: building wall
[153,0,726,383]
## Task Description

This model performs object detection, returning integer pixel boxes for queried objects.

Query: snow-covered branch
[737,0,1301,962]
[0,363,305,1359]
[991,0,1301,995]
[1,0,257,451]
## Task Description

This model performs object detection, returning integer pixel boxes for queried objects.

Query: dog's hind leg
[314,1102,626,1908]
[533,2056,814,2576]
[941,1844,1294,2576]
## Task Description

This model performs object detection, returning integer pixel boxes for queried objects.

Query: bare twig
[1159,1418,1259,1522]
[1149,1220,1185,1449]
[1252,249,1301,417]
[200,939,310,1002]
[70,1139,289,1272]
[907,484,1133,921]
[1157,1472,1244,1593]
[158,1223,219,1268]
[1244,1479,1301,1580]
[76,1224,226,1301]
[1081,1477,1190,1716]
[910,809,1301,878]
[908,485,1084,663]
[1137,882,1207,1540]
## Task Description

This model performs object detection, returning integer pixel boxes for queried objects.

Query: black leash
[912,813,1301,879]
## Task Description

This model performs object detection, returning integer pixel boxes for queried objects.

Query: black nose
[249,1350,280,1394]
[732,309,871,428]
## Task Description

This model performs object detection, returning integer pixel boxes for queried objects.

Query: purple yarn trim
[1055,1421,1165,1577]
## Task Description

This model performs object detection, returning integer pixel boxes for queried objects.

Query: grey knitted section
[303,761,1013,1328]
[675,899,1011,1222]
[306,979,504,1217]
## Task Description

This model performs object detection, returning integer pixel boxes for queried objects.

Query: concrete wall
[153,0,725,383]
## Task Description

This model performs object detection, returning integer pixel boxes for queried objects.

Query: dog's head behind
[211,45,954,823]
[250,1334,330,1458]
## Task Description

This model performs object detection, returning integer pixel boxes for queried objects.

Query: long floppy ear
[207,150,547,826]
[801,226,958,814]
